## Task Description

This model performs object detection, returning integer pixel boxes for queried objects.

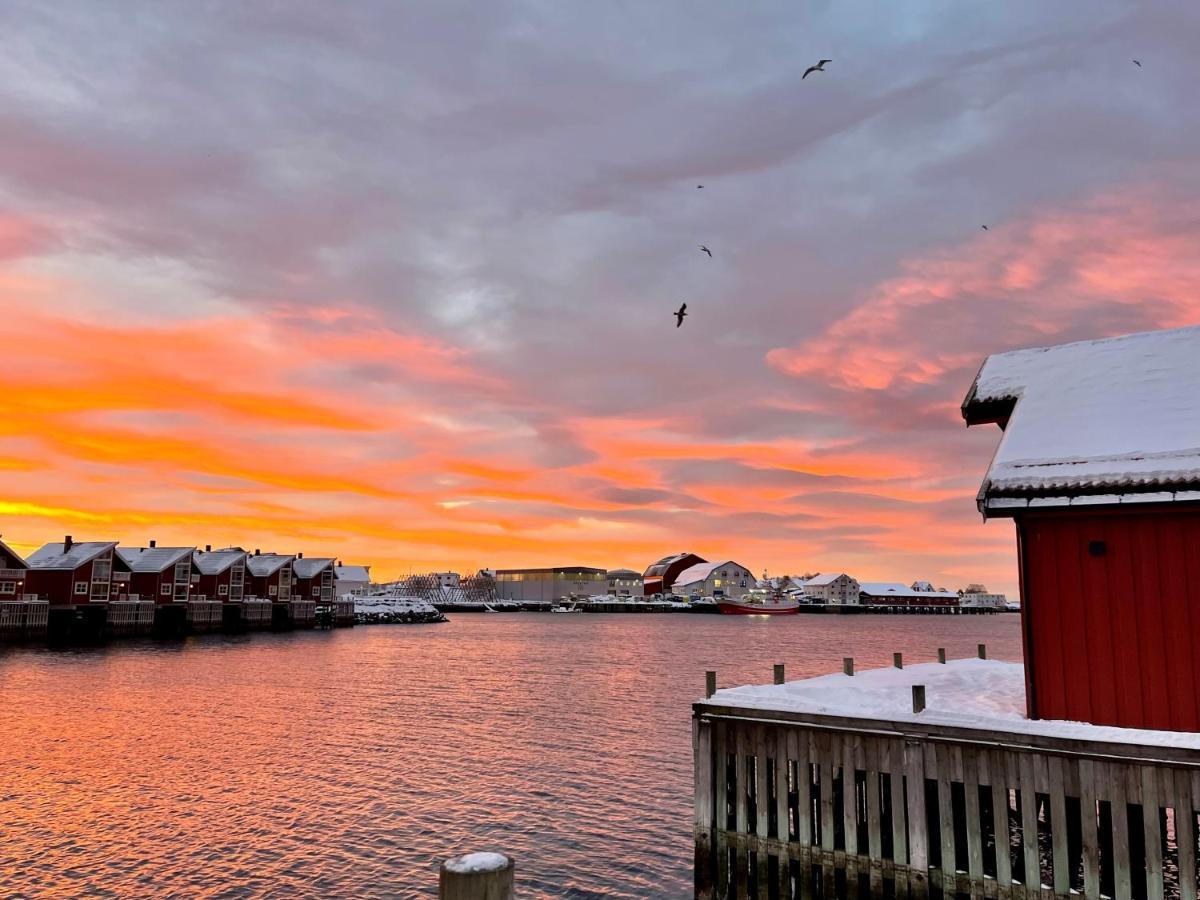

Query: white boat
[551,601,584,614]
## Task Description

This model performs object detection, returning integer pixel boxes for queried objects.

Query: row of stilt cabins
[0,535,362,642]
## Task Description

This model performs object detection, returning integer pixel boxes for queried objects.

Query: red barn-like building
[0,537,28,599]
[245,551,294,601]
[964,325,1200,732]
[193,547,247,602]
[643,552,708,596]
[24,537,124,605]
[116,543,196,605]
[291,555,335,602]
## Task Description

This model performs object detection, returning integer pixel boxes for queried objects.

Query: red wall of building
[26,561,96,605]
[128,571,174,604]
[1018,505,1200,732]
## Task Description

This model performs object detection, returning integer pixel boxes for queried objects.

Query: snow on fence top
[703,658,1200,750]
[962,324,1200,514]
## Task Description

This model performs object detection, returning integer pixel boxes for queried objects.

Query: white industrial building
[606,568,644,598]
[670,560,754,599]
[801,572,861,605]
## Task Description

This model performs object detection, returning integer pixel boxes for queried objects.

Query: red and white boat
[716,597,800,616]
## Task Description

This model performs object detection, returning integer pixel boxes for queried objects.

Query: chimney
[149,539,157,548]
[64,535,73,553]
[255,548,260,556]
[205,544,212,553]
[338,560,343,567]
[298,552,303,559]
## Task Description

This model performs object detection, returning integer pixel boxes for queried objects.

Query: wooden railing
[694,698,1200,899]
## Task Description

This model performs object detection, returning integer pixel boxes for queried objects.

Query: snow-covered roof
[26,541,117,570]
[245,553,293,577]
[674,560,746,586]
[193,548,246,575]
[116,546,194,573]
[606,568,641,578]
[859,581,957,600]
[963,325,1200,515]
[293,557,335,579]
[334,564,370,582]
[703,659,1200,750]
[803,572,851,587]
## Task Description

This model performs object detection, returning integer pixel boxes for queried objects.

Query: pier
[694,658,1200,899]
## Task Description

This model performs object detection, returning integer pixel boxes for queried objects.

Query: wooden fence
[105,600,155,634]
[695,697,1200,899]
[0,600,49,637]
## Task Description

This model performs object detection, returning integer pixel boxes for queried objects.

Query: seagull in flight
[674,303,688,328]
[699,245,712,258]
[803,59,831,80]
[696,184,704,189]
[981,225,989,231]
[1133,59,1142,67]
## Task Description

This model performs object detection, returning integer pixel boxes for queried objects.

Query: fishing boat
[550,600,584,614]
[716,596,800,616]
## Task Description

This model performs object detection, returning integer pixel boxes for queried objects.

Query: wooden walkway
[695,687,1200,899]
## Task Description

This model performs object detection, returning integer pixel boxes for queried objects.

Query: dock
[694,656,1200,899]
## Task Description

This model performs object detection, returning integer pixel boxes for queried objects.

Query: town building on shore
[292,555,336,602]
[192,547,247,602]
[642,552,707,596]
[25,537,123,605]
[244,551,294,600]
[958,583,1008,609]
[858,581,958,607]
[800,571,860,604]
[963,323,1200,731]
[494,566,608,603]
[0,536,28,599]
[605,568,644,598]
[116,543,195,604]
[333,562,371,597]
[670,560,754,600]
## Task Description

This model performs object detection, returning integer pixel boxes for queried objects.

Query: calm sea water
[0,613,1022,898]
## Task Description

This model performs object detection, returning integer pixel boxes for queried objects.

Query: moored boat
[716,597,800,616]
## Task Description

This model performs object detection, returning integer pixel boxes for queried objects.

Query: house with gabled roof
[292,554,336,603]
[670,560,754,599]
[24,536,122,605]
[801,572,860,605]
[0,536,28,600]
[245,551,295,601]
[333,561,371,597]
[116,542,196,605]
[192,546,247,602]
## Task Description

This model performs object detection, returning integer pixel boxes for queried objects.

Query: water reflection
[0,614,1021,898]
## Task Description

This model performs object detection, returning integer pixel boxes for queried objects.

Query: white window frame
[311,585,320,597]
[161,583,172,595]
[218,584,229,596]
[0,582,15,595]
[269,585,277,597]
[74,581,88,595]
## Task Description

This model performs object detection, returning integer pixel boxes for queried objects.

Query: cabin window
[0,582,15,594]
[74,581,88,594]
[269,585,277,596]
[312,586,320,597]
[218,584,228,596]
[161,583,171,595]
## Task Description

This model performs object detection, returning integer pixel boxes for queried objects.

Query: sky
[2,2,1199,594]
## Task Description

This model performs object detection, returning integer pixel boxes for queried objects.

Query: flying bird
[1133,59,1142,67]
[699,245,712,257]
[675,303,688,328]
[696,184,704,189]
[981,225,989,231]
[802,59,831,80]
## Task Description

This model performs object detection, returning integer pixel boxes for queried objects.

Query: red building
[964,324,1200,732]
[0,536,28,599]
[192,547,247,602]
[643,552,708,596]
[245,551,294,601]
[291,555,335,602]
[24,537,125,605]
[116,543,196,605]
[858,582,959,607]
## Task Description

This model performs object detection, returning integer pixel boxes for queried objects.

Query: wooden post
[912,685,926,713]
[893,652,903,669]
[706,670,717,699]
[440,852,514,900]
[773,663,785,685]
[977,643,987,660]
[843,657,854,676]
[937,647,946,664]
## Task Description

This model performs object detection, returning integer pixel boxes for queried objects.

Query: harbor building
[25,537,123,605]
[192,547,247,602]
[245,551,294,600]
[670,560,754,600]
[292,555,336,602]
[494,566,608,603]
[116,543,196,604]
[642,552,707,596]
[606,568,643,598]
[858,581,958,607]
[958,583,1008,609]
[0,536,28,598]
[800,571,860,604]
[964,323,1200,731]
[333,562,371,597]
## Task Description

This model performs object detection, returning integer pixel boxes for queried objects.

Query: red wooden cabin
[0,536,29,599]
[116,542,196,605]
[642,552,708,596]
[192,547,247,602]
[245,551,294,601]
[24,537,124,605]
[291,555,335,602]
[964,324,1200,732]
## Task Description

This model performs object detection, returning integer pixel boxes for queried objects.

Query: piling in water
[937,647,946,664]
[843,657,854,676]
[912,684,926,713]
[773,663,785,685]
[439,852,514,900]
[705,670,716,699]
[893,652,903,669]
